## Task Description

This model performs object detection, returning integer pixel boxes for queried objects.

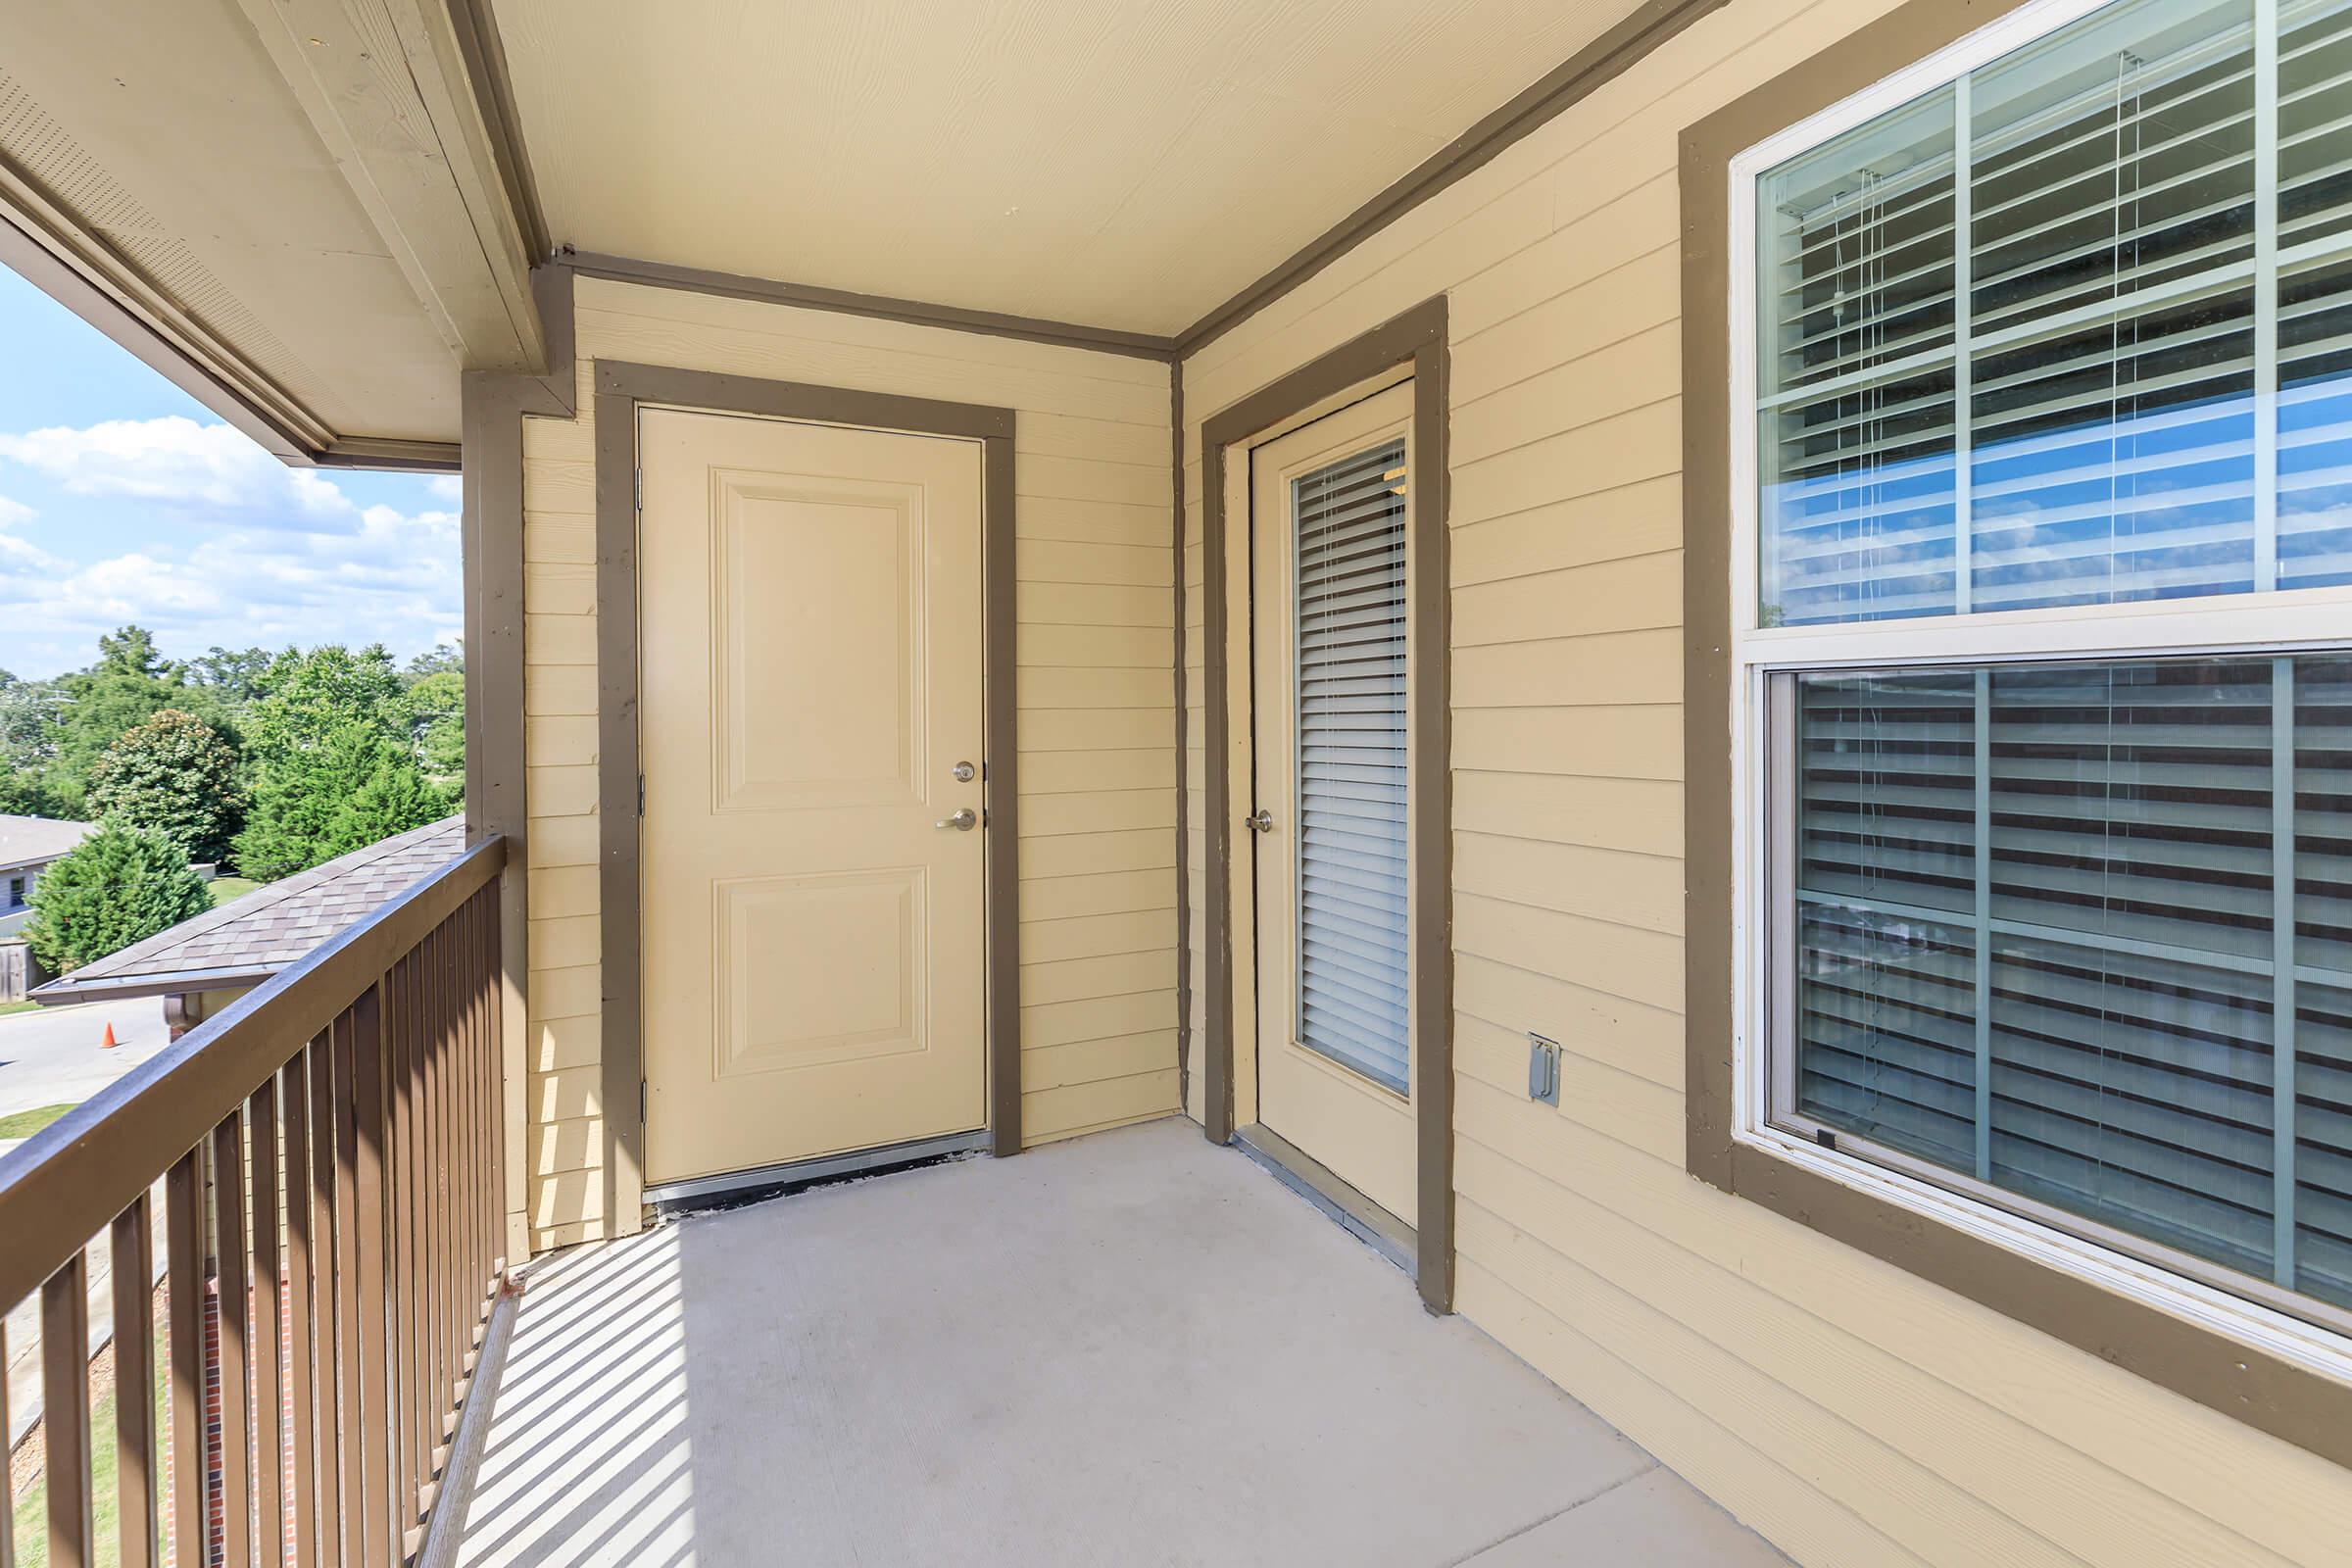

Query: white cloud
[0,418,460,674]
[0,494,33,528]
[0,416,360,530]
[427,473,464,504]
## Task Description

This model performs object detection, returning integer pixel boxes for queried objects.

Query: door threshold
[646,1129,991,1215]
[1232,1123,1415,1278]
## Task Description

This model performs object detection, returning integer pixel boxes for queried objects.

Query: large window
[1735,0,2352,1330]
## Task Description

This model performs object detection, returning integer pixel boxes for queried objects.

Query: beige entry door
[1249,382,1417,1229]
[638,406,989,1188]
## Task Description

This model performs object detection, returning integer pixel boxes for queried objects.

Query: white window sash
[1723,0,2352,1369]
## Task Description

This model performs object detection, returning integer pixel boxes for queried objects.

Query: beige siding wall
[519,276,1180,1252]
[1178,0,2352,1562]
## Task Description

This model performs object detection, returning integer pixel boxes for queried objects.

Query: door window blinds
[1755,0,2352,626]
[1291,438,1410,1096]
[1790,653,2352,1310]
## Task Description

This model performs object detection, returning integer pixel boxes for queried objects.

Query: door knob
[1245,808,1274,833]
[937,808,978,831]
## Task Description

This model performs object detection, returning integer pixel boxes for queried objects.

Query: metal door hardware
[1528,1033,1561,1106]
[937,808,978,831]
[1245,808,1274,833]
[951,760,976,782]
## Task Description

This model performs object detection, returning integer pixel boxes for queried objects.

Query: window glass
[1755,0,2352,626]
[1789,653,2352,1309]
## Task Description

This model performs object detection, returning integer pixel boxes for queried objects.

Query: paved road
[0,996,172,1120]
[0,1000,174,1444]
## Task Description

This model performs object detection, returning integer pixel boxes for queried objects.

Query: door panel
[640,407,988,1186]
[1250,383,1418,1229]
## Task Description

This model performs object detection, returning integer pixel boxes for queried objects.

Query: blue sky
[0,261,460,680]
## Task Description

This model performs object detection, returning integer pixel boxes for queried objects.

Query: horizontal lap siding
[1176,0,2352,1563]
[518,279,1180,1251]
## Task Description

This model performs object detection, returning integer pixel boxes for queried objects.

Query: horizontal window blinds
[1757,0,2352,625]
[1792,655,2352,1309]
[1292,439,1410,1096]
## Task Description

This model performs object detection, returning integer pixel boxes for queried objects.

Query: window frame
[1684,0,2352,1463]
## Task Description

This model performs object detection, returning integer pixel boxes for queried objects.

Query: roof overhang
[31,965,277,1006]
[0,0,550,466]
[2,0,1715,457]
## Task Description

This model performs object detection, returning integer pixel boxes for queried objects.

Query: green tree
[23,819,212,973]
[241,644,408,765]
[235,724,452,880]
[404,642,464,681]
[189,645,276,706]
[0,668,62,774]
[86,709,248,863]
[0,768,60,817]
[48,626,217,813]
[406,668,466,783]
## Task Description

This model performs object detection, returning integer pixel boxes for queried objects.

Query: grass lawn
[0,1000,40,1017]
[0,1102,75,1140]
[208,876,262,908]
[7,1318,165,1568]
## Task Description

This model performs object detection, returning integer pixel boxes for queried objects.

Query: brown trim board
[1172,0,1727,359]
[1198,295,1453,1315]
[592,360,1025,1228]
[443,0,555,266]
[461,263,576,1252]
[558,250,1176,363]
[1172,372,1193,1111]
[1681,0,2352,1470]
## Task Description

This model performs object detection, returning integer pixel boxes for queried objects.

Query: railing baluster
[0,840,506,1568]
[467,892,492,1345]
[384,955,416,1542]
[486,886,507,1288]
[213,1111,252,1568]
[42,1250,92,1568]
[1,1316,13,1568]
[427,922,451,1461]
[331,1010,364,1568]
[166,1150,206,1568]
[351,986,393,1568]
[460,894,480,1338]
[113,1194,158,1568]
[249,1079,284,1566]
[282,1046,320,1568]
[442,911,463,1419]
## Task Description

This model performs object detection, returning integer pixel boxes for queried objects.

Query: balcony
[457,1117,1783,1567]
[0,840,506,1566]
[4,865,1785,1565]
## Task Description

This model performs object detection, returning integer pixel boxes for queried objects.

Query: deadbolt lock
[952,760,977,782]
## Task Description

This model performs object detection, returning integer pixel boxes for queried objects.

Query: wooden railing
[0,836,508,1568]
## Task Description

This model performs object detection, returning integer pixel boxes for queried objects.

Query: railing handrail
[0,834,506,1310]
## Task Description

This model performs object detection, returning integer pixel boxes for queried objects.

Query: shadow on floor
[454,1118,1786,1567]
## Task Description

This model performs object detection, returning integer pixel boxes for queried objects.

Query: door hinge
[640,1079,648,1122]
[633,466,643,513]
[637,773,646,816]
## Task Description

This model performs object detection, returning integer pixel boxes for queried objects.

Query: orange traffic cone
[101,1021,118,1049]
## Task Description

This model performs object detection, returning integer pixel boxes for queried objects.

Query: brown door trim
[1197,295,1453,1314]
[593,360,1023,1231]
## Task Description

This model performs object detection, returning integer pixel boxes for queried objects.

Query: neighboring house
[0,814,92,1000]
[0,814,93,942]
[7,3,2352,1567]
[30,816,465,1033]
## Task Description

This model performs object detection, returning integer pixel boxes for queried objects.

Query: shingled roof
[0,814,93,873]
[33,816,466,1004]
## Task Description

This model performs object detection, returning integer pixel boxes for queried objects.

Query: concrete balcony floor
[451,1117,1787,1567]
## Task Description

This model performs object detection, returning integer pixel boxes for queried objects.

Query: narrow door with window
[637,407,990,1188]
[1249,382,1418,1228]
